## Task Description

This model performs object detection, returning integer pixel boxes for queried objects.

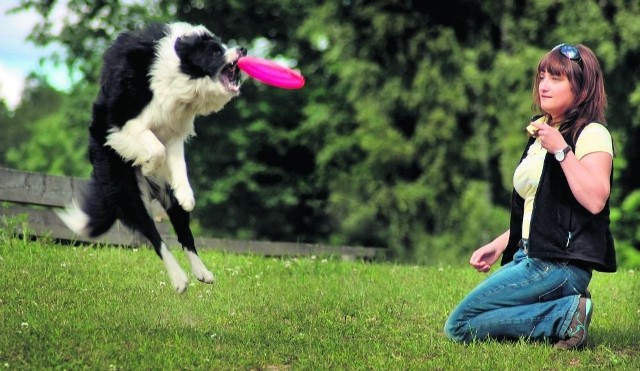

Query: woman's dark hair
[532,44,607,141]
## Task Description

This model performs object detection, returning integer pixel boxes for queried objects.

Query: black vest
[501,125,617,272]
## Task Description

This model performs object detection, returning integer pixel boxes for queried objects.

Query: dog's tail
[56,199,92,237]
[55,180,118,238]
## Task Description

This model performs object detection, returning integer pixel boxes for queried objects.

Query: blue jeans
[444,249,592,343]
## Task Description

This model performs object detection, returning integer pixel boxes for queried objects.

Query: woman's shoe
[554,297,593,350]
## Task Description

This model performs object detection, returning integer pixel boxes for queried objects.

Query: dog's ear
[174,34,226,78]
[175,34,204,54]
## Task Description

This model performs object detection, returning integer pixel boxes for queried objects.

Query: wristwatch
[555,145,572,162]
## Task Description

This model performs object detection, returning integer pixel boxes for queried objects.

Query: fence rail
[0,167,383,259]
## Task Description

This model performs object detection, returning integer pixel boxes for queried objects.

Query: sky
[0,0,273,110]
[0,1,73,109]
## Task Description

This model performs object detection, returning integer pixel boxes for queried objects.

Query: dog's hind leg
[128,219,189,293]
[157,240,190,293]
[165,202,215,284]
[118,188,189,294]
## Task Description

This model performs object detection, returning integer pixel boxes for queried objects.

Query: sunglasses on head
[553,43,583,69]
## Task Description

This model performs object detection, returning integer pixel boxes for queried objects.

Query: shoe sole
[579,298,593,349]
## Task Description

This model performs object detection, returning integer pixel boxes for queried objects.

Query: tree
[10,0,640,264]
[3,74,89,176]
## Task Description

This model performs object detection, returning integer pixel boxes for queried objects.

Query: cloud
[0,63,26,109]
[0,2,46,56]
[0,0,144,109]
[0,1,70,109]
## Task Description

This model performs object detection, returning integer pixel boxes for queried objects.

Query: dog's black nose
[239,47,247,56]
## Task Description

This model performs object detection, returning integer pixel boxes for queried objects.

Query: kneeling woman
[444,43,616,350]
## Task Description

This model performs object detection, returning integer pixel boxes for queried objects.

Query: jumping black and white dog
[57,22,246,293]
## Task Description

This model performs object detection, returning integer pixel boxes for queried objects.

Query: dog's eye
[208,43,224,56]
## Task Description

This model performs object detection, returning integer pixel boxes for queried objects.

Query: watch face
[555,145,571,162]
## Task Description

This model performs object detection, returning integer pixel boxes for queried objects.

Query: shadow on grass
[591,328,640,351]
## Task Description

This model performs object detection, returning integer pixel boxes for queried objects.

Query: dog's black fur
[58,22,246,293]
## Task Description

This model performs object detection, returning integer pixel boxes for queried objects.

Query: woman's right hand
[469,230,510,273]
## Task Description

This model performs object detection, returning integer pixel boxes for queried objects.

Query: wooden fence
[0,167,383,259]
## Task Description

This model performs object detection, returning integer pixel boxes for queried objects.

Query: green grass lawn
[1,234,638,370]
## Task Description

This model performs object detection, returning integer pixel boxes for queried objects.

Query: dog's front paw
[141,148,166,175]
[174,186,195,212]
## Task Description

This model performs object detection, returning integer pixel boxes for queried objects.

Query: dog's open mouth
[220,61,241,93]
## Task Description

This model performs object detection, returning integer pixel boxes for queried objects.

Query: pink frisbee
[237,56,305,89]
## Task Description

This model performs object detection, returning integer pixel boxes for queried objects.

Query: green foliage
[299,5,487,256]
[611,190,640,269]
[0,74,64,169]
[615,241,640,270]
[5,111,88,176]
[0,100,13,152]
[2,76,93,177]
[0,238,638,369]
[5,0,640,263]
